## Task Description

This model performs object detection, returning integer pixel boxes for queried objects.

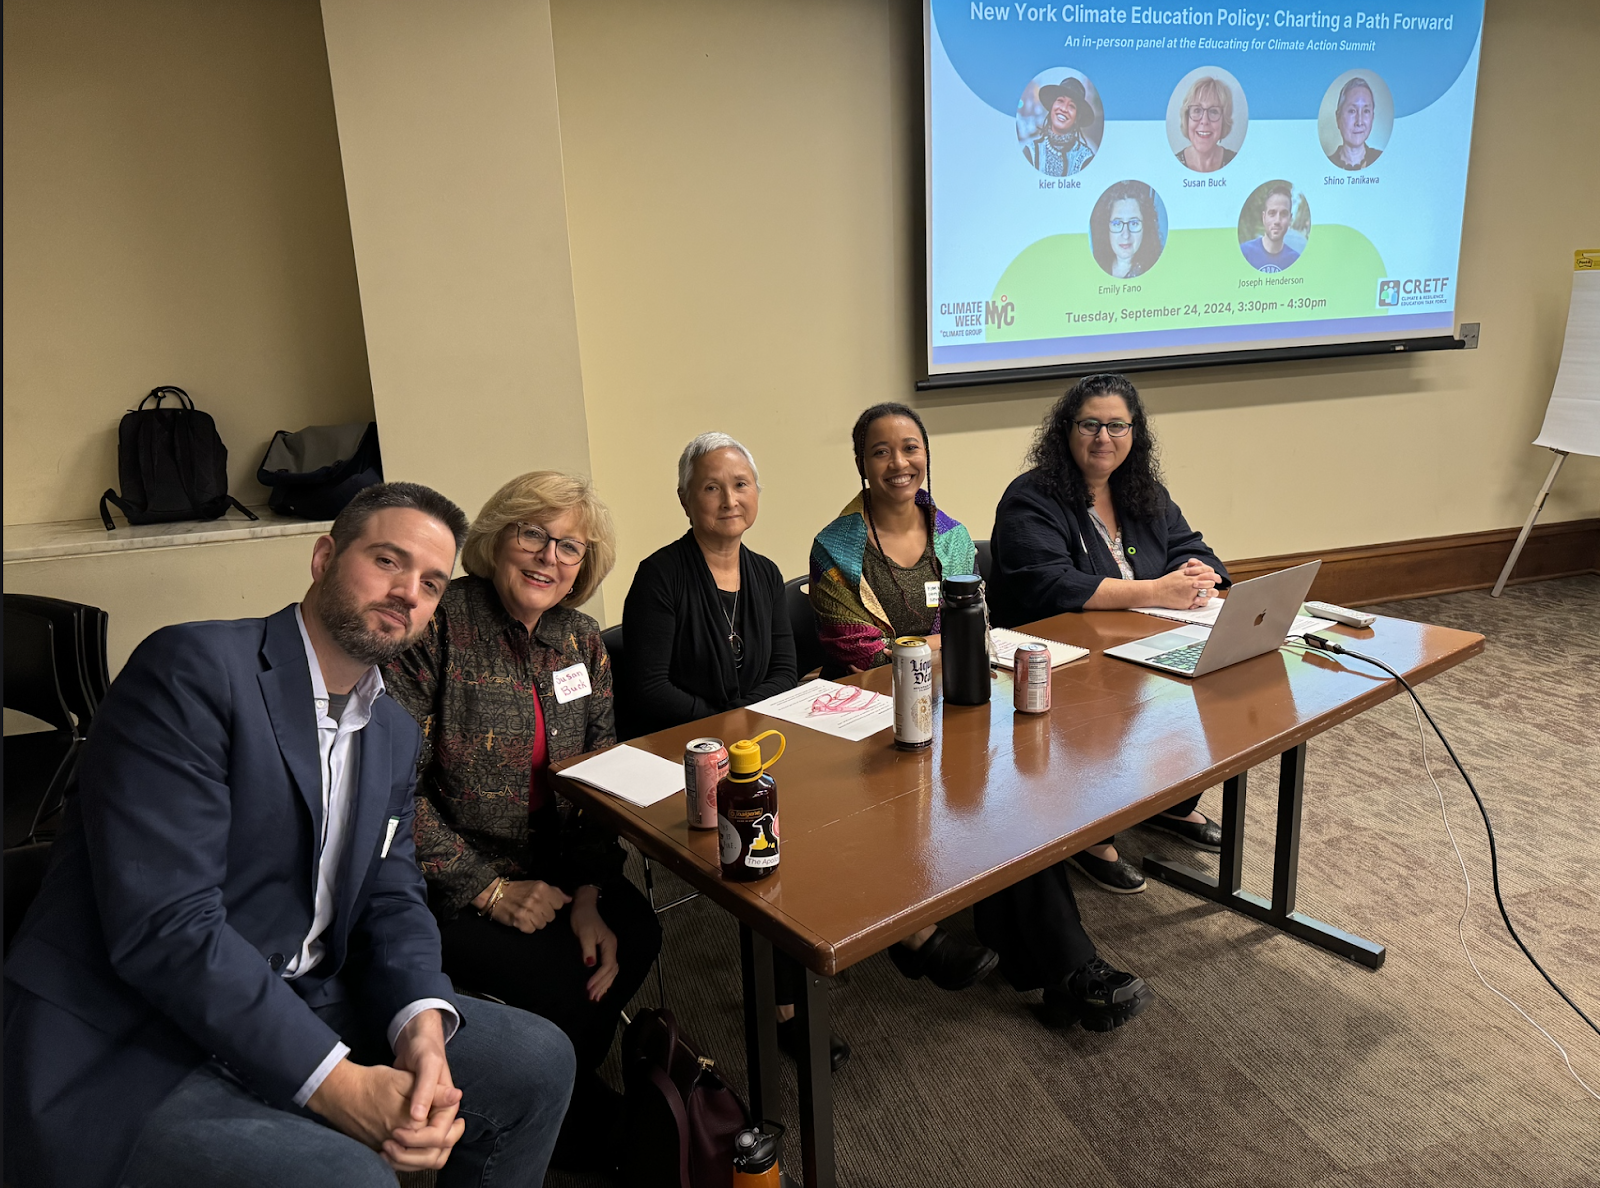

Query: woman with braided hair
[809,403,974,673]
[808,404,1154,1032]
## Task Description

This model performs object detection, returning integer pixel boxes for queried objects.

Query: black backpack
[99,387,257,530]
[256,421,383,520]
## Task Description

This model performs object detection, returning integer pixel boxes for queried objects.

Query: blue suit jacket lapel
[258,607,324,847]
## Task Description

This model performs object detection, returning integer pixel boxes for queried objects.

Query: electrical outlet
[1458,322,1480,349]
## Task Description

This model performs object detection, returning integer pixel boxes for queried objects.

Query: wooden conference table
[552,608,1483,1187]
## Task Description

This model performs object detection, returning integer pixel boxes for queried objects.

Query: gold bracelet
[478,877,507,917]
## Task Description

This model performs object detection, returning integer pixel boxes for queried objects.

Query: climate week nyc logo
[935,295,1016,340]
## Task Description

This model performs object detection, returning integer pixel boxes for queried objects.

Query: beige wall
[6,0,1595,668]
[319,0,599,614]
[2,0,374,526]
[552,0,1600,610]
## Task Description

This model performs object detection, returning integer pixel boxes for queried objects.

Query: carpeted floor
[550,576,1600,1188]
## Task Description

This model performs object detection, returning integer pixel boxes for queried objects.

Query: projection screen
[922,0,1484,386]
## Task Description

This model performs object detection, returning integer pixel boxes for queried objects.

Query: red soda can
[684,738,729,829]
[1013,643,1051,714]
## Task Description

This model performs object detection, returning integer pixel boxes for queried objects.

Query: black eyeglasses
[1073,419,1133,438]
[515,523,588,566]
[1107,217,1142,235]
[1186,105,1224,123]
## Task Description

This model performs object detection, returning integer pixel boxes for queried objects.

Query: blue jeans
[121,996,575,1188]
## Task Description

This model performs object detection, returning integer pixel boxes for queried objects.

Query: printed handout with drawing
[746,679,894,743]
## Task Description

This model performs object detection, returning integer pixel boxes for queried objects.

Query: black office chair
[598,622,696,1006]
[784,575,826,680]
[599,623,637,743]
[3,610,85,845]
[973,538,994,584]
[5,594,103,727]
[4,841,54,953]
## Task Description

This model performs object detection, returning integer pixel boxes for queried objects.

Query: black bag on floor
[99,387,257,530]
[621,1008,750,1188]
[255,421,382,520]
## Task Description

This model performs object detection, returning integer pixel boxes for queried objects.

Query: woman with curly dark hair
[988,373,1231,893]
[1089,181,1164,278]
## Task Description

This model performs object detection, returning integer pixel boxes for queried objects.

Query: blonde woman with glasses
[1174,75,1237,173]
[386,471,660,1176]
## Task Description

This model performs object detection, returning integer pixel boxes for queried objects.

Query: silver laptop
[1104,560,1322,678]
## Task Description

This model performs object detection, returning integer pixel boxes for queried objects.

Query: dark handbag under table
[621,1008,751,1188]
[99,386,257,530]
[255,421,382,520]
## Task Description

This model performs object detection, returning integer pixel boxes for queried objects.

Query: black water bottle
[941,574,990,706]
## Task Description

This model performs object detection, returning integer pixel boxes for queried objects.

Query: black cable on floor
[1301,633,1599,1037]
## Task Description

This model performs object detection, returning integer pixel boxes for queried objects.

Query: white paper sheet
[1132,603,1335,640]
[558,744,683,807]
[1533,267,1600,458]
[745,678,895,743]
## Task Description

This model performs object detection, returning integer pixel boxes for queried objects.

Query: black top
[326,689,351,723]
[988,469,1230,627]
[1175,146,1237,167]
[621,531,798,736]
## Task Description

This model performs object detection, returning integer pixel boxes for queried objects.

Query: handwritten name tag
[553,662,592,704]
[924,580,941,608]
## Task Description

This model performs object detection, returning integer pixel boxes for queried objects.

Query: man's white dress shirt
[290,607,458,1105]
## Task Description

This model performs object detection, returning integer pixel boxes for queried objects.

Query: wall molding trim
[1225,518,1600,607]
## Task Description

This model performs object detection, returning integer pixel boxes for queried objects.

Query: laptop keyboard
[1149,641,1206,673]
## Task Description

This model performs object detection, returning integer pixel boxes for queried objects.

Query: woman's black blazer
[988,469,1229,627]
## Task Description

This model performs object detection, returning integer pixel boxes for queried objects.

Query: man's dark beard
[316,563,419,667]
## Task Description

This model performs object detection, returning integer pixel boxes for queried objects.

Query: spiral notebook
[990,629,1090,670]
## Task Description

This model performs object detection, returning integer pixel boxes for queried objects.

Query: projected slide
[925,1,1483,377]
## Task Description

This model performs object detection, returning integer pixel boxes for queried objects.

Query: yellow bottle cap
[728,730,786,777]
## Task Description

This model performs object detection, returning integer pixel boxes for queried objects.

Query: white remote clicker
[1305,601,1376,629]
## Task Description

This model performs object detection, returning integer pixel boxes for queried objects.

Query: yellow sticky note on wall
[1577,250,1598,270]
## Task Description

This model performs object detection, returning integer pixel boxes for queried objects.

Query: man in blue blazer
[4,482,576,1188]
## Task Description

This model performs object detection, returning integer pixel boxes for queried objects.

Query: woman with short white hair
[621,432,798,736]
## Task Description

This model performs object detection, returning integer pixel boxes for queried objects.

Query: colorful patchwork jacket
[808,489,977,672]
[385,575,623,917]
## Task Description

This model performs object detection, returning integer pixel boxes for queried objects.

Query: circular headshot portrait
[1166,66,1248,173]
[1090,181,1168,279]
[1319,70,1393,171]
[1016,68,1103,178]
[1237,180,1309,274]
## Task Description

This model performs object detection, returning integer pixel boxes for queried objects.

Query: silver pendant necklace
[720,588,744,668]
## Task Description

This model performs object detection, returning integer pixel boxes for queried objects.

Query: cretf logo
[1377,279,1400,308]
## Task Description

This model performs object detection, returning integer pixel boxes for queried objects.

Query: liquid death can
[684,738,728,830]
[1013,642,1052,714]
[891,636,934,750]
